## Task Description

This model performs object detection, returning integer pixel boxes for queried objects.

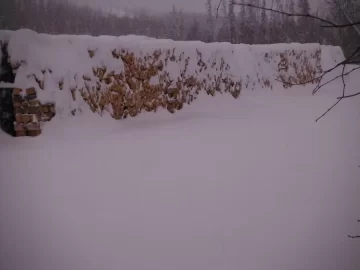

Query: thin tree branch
[322,21,360,28]
[312,46,360,94]
[348,220,360,238]
[216,0,225,19]
[314,66,360,95]
[338,91,360,99]
[315,65,346,122]
[229,1,360,28]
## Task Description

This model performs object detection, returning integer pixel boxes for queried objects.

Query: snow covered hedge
[0,29,345,119]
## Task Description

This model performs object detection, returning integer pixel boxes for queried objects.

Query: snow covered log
[0,86,55,137]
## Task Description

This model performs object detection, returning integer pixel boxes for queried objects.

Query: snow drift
[0,29,346,119]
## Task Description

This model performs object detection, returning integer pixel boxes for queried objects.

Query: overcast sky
[72,0,324,14]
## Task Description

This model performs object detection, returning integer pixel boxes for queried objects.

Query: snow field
[0,29,359,270]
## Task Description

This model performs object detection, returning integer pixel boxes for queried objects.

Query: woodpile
[12,87,55,137]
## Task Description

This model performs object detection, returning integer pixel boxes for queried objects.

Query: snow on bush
[0,29,345,119]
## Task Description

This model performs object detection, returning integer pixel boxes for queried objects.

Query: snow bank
[0,29,346,118]
[1,91,360,270]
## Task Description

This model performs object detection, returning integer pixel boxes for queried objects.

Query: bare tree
[205,0,215,42]
[0,0,335,45]
[228,0,237,43]
[187,18,201,41]
[223,1,360,28]
[246,0,260,44]
[237,0,249,43]
[216,0,230,42]
[284,0,297,42]
[298,0,312,43]
[269,0,284,44]
[259,0,268,44]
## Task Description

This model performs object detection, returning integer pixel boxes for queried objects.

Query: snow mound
[0,29,346,118]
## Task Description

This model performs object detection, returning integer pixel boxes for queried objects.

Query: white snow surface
[0,29,347,117]
[1,30,360,270]
[1,89,360,270]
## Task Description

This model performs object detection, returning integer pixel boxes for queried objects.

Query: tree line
[0,0,358,56]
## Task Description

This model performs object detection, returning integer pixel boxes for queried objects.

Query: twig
[315,65,346,122]
[322,21,360,28]
[348,220,360,238]
[338,91,360,99]
[313,46,360,95]
[312,77,326,95]
[216,0,223,18]
[314,66,360,95]
[315,97,341,122]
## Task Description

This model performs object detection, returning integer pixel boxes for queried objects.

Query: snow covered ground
[0,30,360,270]
[1,84,360,270]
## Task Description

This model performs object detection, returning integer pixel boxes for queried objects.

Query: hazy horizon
[71,0,325,14]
